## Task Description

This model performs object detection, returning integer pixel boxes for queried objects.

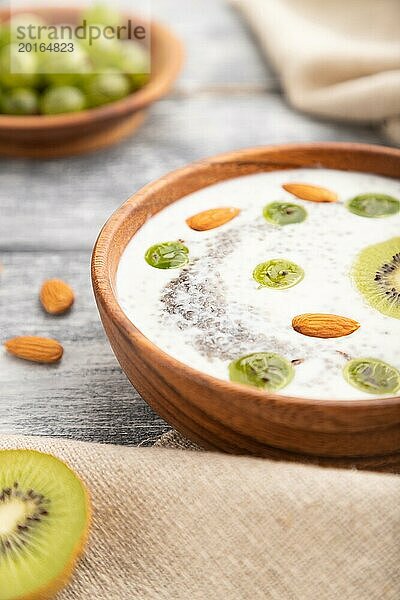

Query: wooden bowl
[92,143,400,472]
[0,7,183,158]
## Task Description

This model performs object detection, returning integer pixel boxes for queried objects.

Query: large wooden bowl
[92,143,400,472]
[0,7,183,158]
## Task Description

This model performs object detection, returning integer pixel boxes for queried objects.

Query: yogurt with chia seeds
[117,168,400,400]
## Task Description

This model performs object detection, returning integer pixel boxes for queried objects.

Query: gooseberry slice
[346,194,400,218]
[229,352,295,391]
[343,358,400,395]
[145,241,189,269]
[253,259,304,289]
[263,202,307,225]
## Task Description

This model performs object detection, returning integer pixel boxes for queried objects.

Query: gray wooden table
[0,0,385,446]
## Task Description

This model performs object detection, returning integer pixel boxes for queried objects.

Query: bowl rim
[0,6,183,129]
[92,142,400,412]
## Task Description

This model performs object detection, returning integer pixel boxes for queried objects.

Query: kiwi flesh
[352,237,400,319]
[0,450,90,600]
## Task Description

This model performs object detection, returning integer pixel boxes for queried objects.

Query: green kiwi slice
[352,237,400,319]
[263,202,307,225]
[253,259,304,290]
[145,241,189,269]
[346,193,400,218]
[0,450,90,600]
[343,358,400,395]
[229,352,295,391]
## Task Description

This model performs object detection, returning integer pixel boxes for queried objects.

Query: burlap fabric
[232,0,400,145]
[1,434,399,599]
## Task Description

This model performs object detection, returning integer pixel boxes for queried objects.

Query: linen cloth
[1,434,400,599]
[232,0,400,144]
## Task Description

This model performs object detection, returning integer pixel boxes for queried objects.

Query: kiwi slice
[346,193,400,218]
[0,450,90,600]
[145,241,189,269]
[229,352,295,391]
[352,237,400,319]
[253,259,304,290]
[343,358,400,395]
[263,202,307,226]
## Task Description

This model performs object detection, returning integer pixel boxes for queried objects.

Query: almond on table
[40,279,75,315]
[283,183,338,203]
[186,207,240,231]
[292,314,360,339]
[4,336,64,364]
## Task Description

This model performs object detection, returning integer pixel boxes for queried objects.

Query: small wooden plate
[92,143,400,472]
[0,7,183,158]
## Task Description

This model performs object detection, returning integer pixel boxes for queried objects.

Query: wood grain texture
[92,143,400,468]
[0,251,170,444]
[0,94,383,253]
[0,0,391,449]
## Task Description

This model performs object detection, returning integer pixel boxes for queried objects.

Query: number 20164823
[18,42,74,52]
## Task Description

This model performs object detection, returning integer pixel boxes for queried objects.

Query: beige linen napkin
[1,435,400,599]
[232,0,400,144]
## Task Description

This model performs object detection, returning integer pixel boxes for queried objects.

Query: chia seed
[159,224,296,361]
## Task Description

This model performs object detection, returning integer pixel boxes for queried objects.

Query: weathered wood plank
[0,94,383,252]
[0,251,170,444]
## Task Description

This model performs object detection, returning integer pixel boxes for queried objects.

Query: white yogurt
[117,169,400,400]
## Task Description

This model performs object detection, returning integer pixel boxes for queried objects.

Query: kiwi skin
[1,449,91,600]
[352,237,400,320]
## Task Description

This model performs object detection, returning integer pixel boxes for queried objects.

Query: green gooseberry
[145,241,189,269]
[41,86,86,115]
[85,72,130,107]
[1,87,39,115]
[346,193,400,218]
[81,35,123,70]
[82,3,122,27]
[0,44,38,88]
[119,40,150,78]
[229,352,295,391]
[1,13,47,49]
[343,358,400,395]
[253,259,304,290]
[41,42,91,87]
[263,202,307,226]
[120,42,150,90]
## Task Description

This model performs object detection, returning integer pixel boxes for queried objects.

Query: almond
[292,314,360,339]
[4,336,64,363]
[186,207,240,231]
[283,183,338,203]
[40,279,74,315]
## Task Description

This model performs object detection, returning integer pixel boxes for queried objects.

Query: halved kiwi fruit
[343,358,400,395]
[352,237,400,319]
[0,450,90,600]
